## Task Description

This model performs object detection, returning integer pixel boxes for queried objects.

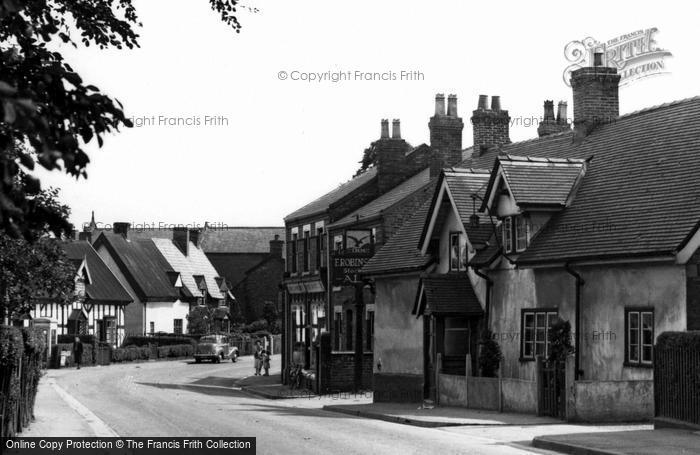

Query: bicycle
[288,363,303,390]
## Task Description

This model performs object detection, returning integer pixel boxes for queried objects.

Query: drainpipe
[564,263,585,380]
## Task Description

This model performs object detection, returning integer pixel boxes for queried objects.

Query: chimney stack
[391,119,401,139]
[189,228,201,248]
[538,100,571,137]
[113,222,130,239]
[380,119,389,139]
[434,93,446,116]
[447,94,458,117]
[270,234,284,259]
[571,52,620,139]
[173,227,189,256]
[429,93,464,178]
[471,95,510,157]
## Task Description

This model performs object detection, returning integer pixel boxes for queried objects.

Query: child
[253,341,262,376]
[262,348,271,376]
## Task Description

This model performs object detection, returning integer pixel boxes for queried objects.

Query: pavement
[322,402,561,428]
[532,428,700,455]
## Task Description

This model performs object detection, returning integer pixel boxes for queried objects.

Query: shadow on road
[136,381,250,398]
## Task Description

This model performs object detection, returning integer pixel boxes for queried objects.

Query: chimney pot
[593,52,604,67]
[380,119,389,139]
[391,119,401,139]
[113,222,130,238]
[477,95,489,110]
[557,101,568,124]
[447,94,458,117]
[491,95,501,111]
[434,93,446,116]
[543,100,555,121]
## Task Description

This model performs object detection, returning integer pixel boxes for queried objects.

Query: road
[48,355,560,455]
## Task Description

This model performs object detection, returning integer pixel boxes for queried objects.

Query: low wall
[438,373,536,413]
[571,379,653,422]
[374,373,423,403]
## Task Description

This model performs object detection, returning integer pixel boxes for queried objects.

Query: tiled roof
[460,96,700,265]
[362,196,434,275]
[414,273,483,315]
[488,155,587,208]
[63,241,132,304]
[199,228,284,254]
[329,168,432,228]
[442,169,492,244]
[95,227,284,254]
[206,252,268,288]
[152,238,226,299]
[284,168,378,222]
[93,233,180,301]
[469,230,502,267]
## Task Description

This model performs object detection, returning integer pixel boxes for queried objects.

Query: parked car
[194,335,238,363]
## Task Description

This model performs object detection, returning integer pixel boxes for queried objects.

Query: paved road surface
[50,355,555,455]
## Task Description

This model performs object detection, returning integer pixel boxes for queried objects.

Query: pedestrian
[253,341,262,376]
[262,348,271,376]
[73,336,83,370]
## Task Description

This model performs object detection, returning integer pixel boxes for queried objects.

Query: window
[303,230,310,273]
[173,319,183,335]
[515,216,529,252]
[521,309,558,360]
[333,311,342,351]
[149,321,155,335]
[104,317,116,346]
[366,310,375,351]
[291,232,298,273]
[502,215,529,253]
[444,317,469,357]
[334,234,344,252]
[449,232,467,271]
[502,217,513,253]
[316,227,324,270]
[345,309,353,351]
[626,308,654,366]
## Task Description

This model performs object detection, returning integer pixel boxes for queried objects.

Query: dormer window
[449,232,467,272]
[502,215,529,254]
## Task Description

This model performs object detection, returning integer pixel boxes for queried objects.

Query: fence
[0,326,45,438]
[655,332,700,427]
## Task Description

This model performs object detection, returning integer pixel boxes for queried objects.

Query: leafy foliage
[548,317,575,363]
[0,232,75,322]
[0,0,241,238]
[478,329,503,377]
[354,142,379,177]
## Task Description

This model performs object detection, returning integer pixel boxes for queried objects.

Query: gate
[538,359,565,418]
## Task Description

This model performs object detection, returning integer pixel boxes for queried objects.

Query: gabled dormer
[420,168,492,274]
[480,155,588,255]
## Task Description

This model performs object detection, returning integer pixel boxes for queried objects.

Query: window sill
[519,357,536,362]
[623,361,653,369]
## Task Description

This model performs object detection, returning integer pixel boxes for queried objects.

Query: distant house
[29,241,132,347]
[79,221,283,324]
[93,224,190,336]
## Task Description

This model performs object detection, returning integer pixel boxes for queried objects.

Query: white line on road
[48,378,119,437]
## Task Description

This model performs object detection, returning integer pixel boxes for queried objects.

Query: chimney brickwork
[173,227,189,256]
[429,93,464,177]
[471,94,511,157]
[571,54,620,139]
[538,100,571,137]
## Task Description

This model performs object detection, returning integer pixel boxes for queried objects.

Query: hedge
[122,335,197,348]
[57,334,96,345]
[655,331,700,350]
[111,344,193,362]
[0,326,46,437]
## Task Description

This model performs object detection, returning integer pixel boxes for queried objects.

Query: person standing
[262,348,271,376]
[253,341,263,376]
[73,336,83,370]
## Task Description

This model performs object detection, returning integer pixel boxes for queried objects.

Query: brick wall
[571,66,620,137]
[234,256,284,322]
[382,181,437,243]
[325,352,374,391]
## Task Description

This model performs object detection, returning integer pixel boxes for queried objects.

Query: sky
[36,0,698,231]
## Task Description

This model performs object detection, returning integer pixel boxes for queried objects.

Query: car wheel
[231,355,237,363]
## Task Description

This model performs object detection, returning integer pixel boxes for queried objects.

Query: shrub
[57,334,96,345]
[478,329,503,378]
[656,331,700,350]
[122,335,197,348]
[548,317,575,363]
